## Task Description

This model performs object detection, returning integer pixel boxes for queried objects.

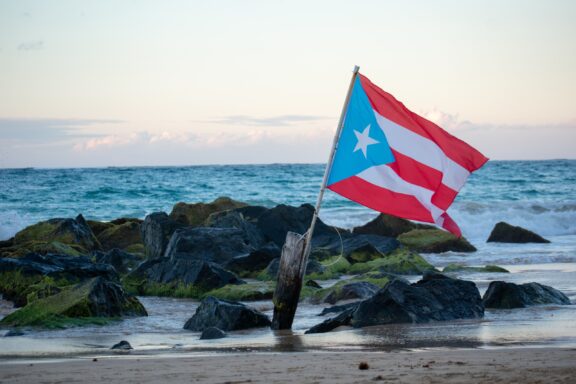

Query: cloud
[73,131,198,151]
[208,114,328,127]
[17,41,44,51]
[0,118,122,142]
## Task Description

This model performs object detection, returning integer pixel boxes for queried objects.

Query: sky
[1,0,575,168]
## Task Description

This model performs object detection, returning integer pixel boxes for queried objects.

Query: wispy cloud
[0,118,122,142]
[17,41,44,51]
[73,131,198,151]
[208,114,328,127]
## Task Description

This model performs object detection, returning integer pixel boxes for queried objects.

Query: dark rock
[183,296,271,332]
[255,204,343,248]
[483,281,570,309]
[318,302,360,316]
[13,214,101,252]
[305,280,322,289]
[97,220,142,251]
[205,210,265,248]
[4,329,25,337]
[324,281,379,305]
[318,234,400,263]
[169,197,247,227]
[351,272,484,327]
[0,277,147,328]
[131,259,243,291]
[94,248,142,275]
[111,340,133,350]
[200,327,227,340]
[353,213,435,238]
[164,227,255,264]
[397,229,476,253]
[487,222,550,244]
[223,243,280,275]
[141,212,184,260]
[305,308,354,334]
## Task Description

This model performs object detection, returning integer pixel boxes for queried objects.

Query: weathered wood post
[271,66,360,330]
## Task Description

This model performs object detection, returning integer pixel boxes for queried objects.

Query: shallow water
[1,263,575,359]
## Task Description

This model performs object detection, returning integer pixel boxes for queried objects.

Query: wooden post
[271,66,360,330]
[271,231,306,330]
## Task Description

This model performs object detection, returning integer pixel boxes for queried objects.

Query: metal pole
[299,65,360,275]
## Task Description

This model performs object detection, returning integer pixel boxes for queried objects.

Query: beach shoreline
[1,347,574,383]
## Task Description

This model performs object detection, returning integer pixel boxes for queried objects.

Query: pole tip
[353,65,360,73]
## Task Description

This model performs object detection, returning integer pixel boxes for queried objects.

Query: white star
[353,124,379,158]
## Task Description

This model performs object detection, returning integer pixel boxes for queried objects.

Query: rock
[353,213,434,238]
[93,248,142,275]
[317,234,400,264]
[318,302,360,316]
[483,281,570,309]
[443,264,509,273]
[305,308,355,334]
[164,227,256,264]
[223,243,280,276]
[97,220,143,251]
[169,197,247,227]
[13,214,101,253]
[487,222,550,243]
[254,204,342,248]
[111,340,133,350]
[397,229,476,253]
[351,272,484,328]
[0,253,118,307]
[131,259,243,292]
[347,249,436,275]
[183,296,271,332]
[141,212,184,260]
[263,258,325,279]
[205,210,266,248]
[4,329,25,337]
[0,240,83,258]
[323,281,379,305]
[200,327,227,340]
[305,280,322,289]
[0,277,147,328]
[205,281,274,301]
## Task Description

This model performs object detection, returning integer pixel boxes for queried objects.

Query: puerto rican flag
[327,73,488,237]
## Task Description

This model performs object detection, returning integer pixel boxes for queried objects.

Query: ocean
[1,160,575,357]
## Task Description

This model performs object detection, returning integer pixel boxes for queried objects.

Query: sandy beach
[1,347,574,384]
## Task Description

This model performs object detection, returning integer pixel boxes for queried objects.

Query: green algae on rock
[347,248,436,275]
[0,277,147,328]
[443,264,510,273]
[397,229,476,253]
[204,281,275,301]
[169,196,248,227]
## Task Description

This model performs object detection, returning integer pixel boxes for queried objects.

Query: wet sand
[1,347,574,384]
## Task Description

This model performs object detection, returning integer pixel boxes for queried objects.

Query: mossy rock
[0,277,147,328]
[122,277,205,299]
[86,220,115,237]
[397,229,476,253]
[169,197,248,227]
[301,273,393,303]
[204,281,275,301]
[353,213,435,237]
[0,241,83,258]
[97,221,143,251]
[347,248,436,275]
[443,263,510,273]
[13,215,101,252]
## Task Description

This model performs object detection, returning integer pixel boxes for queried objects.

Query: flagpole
[271,66,360,330]
[299,65,360,275]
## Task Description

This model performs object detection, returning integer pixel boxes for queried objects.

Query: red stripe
[432,184,459,211]
[328,176,434,223]
[440,213,462,237]
[359,74,488,172]
[387,149,442,191]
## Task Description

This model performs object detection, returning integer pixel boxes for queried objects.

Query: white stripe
[373,111,470,191]
[356,164,445,224]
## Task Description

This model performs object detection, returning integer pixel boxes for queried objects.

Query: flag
[327,73,488,236]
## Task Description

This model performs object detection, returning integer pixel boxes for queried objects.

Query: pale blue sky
[1,0,575,168]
